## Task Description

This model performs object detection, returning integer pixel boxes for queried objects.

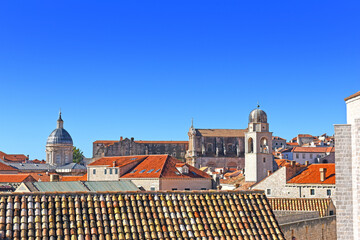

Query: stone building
[334,91,360,240]
[45,112,73,166]
[186,107,274,183]
[93,138,188,161]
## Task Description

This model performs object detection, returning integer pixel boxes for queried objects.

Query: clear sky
[0,1,359,160]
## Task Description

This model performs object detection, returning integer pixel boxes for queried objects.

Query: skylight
[140,169,146,173]
[130,169,137,173]
[155,169,161,173]
[130,158,137,160]
[147,169,155,173]
[175,172,180,175]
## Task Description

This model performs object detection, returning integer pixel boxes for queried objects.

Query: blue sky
[0,1,359,159]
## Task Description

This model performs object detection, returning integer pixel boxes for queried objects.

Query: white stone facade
[335,92,360,240]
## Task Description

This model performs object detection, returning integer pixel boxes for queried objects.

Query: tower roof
[249,107,267,123]
[46,112,73,145]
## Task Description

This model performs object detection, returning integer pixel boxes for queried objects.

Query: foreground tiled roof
[268,198,334,217]
[196,129,247,137]
[344,91,360,101]
[0,191,285,239]
[0,151,28,163]
[287,163,335,184]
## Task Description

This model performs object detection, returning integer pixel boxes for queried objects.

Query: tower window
[248,138,254,153]
[263,158,266,163]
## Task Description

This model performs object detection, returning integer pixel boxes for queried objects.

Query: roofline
[344,91,360,101]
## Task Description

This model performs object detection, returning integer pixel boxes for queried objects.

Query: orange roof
[344,91,360,101]
[298,134,313,138]
[88,156,147,167]
[286,142,299,146]
[273,136,286,140]
[0,162,18,171]
[0,151,28,163]
[121,155,211,179]
[0,174,36,183]
[196,129,247,137]
[21,172,59,182]
[31,159,46,164]
[287,163,335,184]
[61,174,87,181]
[292,147,334,153]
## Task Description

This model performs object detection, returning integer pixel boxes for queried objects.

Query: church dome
[249,107,267,123]
[47,128,73,145]
[46,112,73,145]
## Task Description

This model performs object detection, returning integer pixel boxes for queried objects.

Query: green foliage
[73,146,84,163]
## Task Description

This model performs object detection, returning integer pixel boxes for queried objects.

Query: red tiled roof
[0,151,28,163]
[287,163,335,184]
[298,134,313,138]
[286,142,299,146]
[61,174,88,182]
[88,156,147,167]
[21,172,59,182]
[0,174,36,183]
[273,136,286,140]
[344,91,360,101]
[196,129,247,137]
[121,155,211,179]
[0,162,18,171]
[292,147,334,153]
[268,198,334,217]
[31,159,46,164]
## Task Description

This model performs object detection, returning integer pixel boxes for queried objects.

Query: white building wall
[160,178,212,190]
[88,166,119,181]
[123,178,160,190]
[292,152,334,164]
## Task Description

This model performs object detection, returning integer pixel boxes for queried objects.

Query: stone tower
[334,91,360,240]
[46,111,73,166]
[244,106,273,182]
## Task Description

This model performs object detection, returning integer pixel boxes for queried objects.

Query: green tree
[73,146,84,163]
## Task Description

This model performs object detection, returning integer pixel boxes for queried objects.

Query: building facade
[334,91,360,240]
[93,138,188,161]
[45,112,73,166]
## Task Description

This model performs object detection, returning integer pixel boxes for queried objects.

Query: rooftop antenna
[191,117,194,128]
[257,101,260,108]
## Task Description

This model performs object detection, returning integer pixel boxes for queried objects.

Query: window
[310,189,315,195]
[155,169,161,173]
[172,152,177,157]
[266,189,271,195]
[263,158,266,163]
[147,169,155,173]
[310,154,313,159]
[104,169,107,174]
[296,154,299,159]
[302,154,305,159]
[130,169,137,173]
[140,169,146,173]
[248,138,254,153]
[329,210,334,216]
[327,190,331,196]
[201,188,207,190]
[93,169,96,175]
[115,169,118,174]
[150,187,156,191]
[109,169,113,174]
[172,188,178,190]
[185,188,190,191]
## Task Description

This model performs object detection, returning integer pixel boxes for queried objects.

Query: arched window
[207,143,213,152]
[260,137,269,153]
[248,138,254,153]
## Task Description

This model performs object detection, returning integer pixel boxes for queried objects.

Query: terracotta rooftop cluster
[0,191,284,240]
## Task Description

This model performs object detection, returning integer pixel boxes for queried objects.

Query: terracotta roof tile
[0,191,285,239]
[0,151,28,163]
[268,198,334,217]
[0,174,36,183]
[88,156,147,167]
[344,91,360,101]
[61,174,88,182]
[291,147,334,153]
[0,162,18,171]
[287,163,335,184]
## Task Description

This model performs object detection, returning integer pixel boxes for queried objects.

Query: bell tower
[245,105,273,182]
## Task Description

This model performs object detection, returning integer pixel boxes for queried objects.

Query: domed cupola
[46,111,73,166]
[249,105,267,123]
[46,112,73,145]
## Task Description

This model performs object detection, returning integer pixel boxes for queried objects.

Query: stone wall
[280,215,336,240]
[273,211,319,225]
[334,124,353,240]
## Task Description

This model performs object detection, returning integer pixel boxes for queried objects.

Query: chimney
[131,137,134,142]
[320,168,327,182]
[290,161,295,167]
[267,170,272,176]
[305,161,309,166]
[120,136,123,141]
[50,175,60,182]
[113,161,116,167]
